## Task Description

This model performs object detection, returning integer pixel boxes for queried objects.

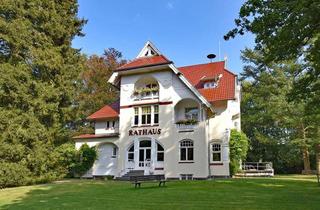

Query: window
[180,174,193,180]
[141,106,151,125]
[157,143,164,161]
[180,140,194,161]
[212,143,221,162]
[154,105,159,124]
[185,107,198,120]
[204,81,218,89]
[106,121,110,129]
[106,121,116,129]
[112,147,117,158]
[128,144,134,161]
[133,105,159,126]
[134,107,139,126]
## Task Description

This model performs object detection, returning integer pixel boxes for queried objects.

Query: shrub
[0,162,32,188]
[72,144,97,177]
[229,129,249,176]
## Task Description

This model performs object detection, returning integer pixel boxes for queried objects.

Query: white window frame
[179,140,194,162]
[141,106,152,125]
[204,81,218,89]
[132,105,159,127]
[156,143,164,162]
[133,107,139,126]
[111,146,117,158]
[127,144,134,162]
[134,83,159,100]
[211,143,222,162]
[180,174,193,180]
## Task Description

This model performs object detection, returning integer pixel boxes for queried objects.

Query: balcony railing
[175,123,198,131]
[134,91,159,100]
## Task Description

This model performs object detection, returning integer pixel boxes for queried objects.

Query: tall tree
[75,48,126,134]
[241,49,318,173]
[0,0,86,186]
[226,0,320,174]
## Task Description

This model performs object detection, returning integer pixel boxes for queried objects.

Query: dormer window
[201,74,222,89]
[204,81,218,89]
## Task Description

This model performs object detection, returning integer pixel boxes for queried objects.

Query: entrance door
[138,140,152,168]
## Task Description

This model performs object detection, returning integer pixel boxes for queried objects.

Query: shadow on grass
[1,177,319,210]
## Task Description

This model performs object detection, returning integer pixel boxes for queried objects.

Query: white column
[151,138,156,172]
[134,138,139,169]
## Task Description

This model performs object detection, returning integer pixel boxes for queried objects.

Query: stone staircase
[115,170,144,181]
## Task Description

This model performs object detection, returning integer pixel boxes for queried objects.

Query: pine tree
[241,48,319,174]
[0,0,86,187]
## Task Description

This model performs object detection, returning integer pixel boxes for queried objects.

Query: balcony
[174,98,200,132]
[175,121,198,131]
[133,89,159,101]
[133,76,159,101]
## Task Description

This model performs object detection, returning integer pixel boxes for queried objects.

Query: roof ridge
[178,61,225,70]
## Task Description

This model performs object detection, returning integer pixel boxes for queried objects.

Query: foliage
[0,0,86,187]
[226,1,320,173]
[133,86,159,95]
[75,48,126,134]
[229,129,249,175]
[0,161,32,188]
[225,0,320,107]
[72,144,97,177]
[240,49,319,173]
[175,119,198,125]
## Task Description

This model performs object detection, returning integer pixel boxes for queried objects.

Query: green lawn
[0,175,319,210]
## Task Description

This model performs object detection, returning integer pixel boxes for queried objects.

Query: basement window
[180,174,193,180]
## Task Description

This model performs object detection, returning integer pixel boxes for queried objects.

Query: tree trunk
[301,126,312,174]
[302,146,312,174]
[316,144,320,175]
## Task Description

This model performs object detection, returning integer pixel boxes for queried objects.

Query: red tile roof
[73,133,119,139]
[179,61,236,102]
[85,61,236,122]
[87,101,120,120]
[116,55,172,71]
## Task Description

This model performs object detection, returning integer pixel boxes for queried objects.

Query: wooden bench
[130,175,166,188]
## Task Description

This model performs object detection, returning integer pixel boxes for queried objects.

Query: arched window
[134,77,159,100]
[180,140,194,161]
[127,144,134,161]
[157,143,164,161]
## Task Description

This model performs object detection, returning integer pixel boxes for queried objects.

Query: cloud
[166,2,174,10]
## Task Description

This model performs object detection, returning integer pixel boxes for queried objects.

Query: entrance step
[115,170,144,181]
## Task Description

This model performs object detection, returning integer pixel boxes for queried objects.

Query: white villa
[74,41,241,180]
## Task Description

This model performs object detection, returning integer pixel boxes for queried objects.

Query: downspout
[206,107,212,179]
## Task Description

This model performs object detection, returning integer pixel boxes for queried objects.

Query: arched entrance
[125,138,164,174]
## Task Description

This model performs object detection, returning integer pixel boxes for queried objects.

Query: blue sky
[72,0,254,74]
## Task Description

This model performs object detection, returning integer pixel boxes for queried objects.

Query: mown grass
[0,175,319,210]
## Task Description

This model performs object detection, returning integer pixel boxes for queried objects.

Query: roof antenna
[218,40,221,60]
[207,54,216,63]
[224,55,228,68]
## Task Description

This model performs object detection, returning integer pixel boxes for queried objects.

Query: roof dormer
[201,74,223,89]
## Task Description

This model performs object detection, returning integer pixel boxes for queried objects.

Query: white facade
[75,42,241,179]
